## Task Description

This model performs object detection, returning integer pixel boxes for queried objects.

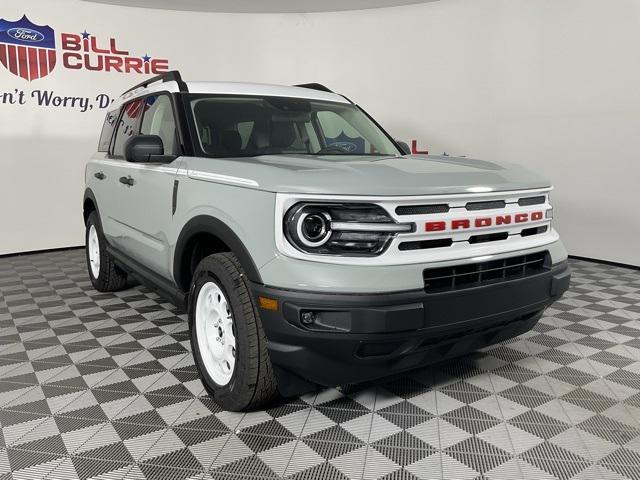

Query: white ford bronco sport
[84,71,570,411]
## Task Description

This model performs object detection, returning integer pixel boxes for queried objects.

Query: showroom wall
[1,0,638,265]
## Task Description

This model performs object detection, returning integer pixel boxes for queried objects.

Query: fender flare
[173,215,262,290]
[83,188,101,224]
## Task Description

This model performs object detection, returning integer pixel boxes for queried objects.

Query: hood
[184,154,550,196]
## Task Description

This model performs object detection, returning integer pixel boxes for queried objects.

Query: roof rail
[294,83,333,93]
[122,70,188,96]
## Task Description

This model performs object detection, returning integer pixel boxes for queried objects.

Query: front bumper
[252,260,571,395]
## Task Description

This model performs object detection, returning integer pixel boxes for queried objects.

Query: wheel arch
[83,188,100,225]
[173,215,262,292]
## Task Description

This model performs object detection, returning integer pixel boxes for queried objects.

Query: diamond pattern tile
[0,251,639,479]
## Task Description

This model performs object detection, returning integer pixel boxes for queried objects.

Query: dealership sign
[0,14,170,81]
[0,15,55,80]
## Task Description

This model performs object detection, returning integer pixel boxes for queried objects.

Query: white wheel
[189,253,277,411]
[85,212,127,292]
[88,224,100,279]
[195,281,236,386]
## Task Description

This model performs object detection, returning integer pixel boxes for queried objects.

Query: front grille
[465,200,506,211]
[521,225,548,237]
[518,195,546,206]
[395,204,449,215]
[468,232,509,244]
[399,238,453,251]
[423,251,549,293]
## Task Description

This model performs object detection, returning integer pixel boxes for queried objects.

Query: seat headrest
[201,124,219,155]
[270,122,297,149]
[221,130,242,154]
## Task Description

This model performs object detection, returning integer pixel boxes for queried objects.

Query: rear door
[97,98,144,248]
[88,108,119,236]
[108,93,183,279]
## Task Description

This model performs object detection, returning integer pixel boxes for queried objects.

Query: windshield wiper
[309,152,390,156]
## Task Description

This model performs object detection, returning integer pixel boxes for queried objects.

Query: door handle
[94,172,106,180]
[119,176,134,186]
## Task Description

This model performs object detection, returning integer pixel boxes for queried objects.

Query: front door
[107,94,182,279]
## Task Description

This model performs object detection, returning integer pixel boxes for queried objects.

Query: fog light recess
[300,311,316,325]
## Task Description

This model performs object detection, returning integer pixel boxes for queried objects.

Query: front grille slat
[468,232,509,244]
[423,251,549,293]
[518,195,546,206]
[395,204,449,215]
[521,225,548,237]
[465,200,506,211]
[399,239,453,251]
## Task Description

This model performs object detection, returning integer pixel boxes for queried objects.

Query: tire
[188,252,277,411]
[85,211,128,292]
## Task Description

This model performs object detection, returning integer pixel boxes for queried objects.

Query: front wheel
[188,252,277,411]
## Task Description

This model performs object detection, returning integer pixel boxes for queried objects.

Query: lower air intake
[423,251,549,293]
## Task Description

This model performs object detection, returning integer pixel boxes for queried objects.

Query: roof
[114,76,349,109]
[187,81,349,103]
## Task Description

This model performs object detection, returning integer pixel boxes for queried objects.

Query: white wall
[1,0,638,265]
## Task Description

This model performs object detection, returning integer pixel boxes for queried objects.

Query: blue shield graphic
[324,131,366,154]
[0,15,56,81]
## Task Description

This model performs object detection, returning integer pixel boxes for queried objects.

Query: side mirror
[396,140,411,155]
[124,135,169,163]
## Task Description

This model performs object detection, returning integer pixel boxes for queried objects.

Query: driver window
[140,95,178,155]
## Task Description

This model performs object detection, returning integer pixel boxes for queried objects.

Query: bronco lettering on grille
[425,211,544,232]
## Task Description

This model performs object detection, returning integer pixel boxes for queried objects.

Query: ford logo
[7,27,45,43]
[329,141,358,152]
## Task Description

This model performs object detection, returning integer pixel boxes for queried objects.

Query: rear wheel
[85,211,128,292]
[189,252,277,411]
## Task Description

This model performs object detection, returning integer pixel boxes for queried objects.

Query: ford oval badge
[7,27,45,43]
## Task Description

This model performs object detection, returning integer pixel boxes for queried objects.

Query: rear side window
[98,110,119,152]
[111,99,144,157]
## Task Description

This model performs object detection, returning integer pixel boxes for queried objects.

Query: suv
[84,71,570,411]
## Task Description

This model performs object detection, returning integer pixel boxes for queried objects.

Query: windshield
[189,95,401,158]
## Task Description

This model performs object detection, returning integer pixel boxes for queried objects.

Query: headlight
[284,203,413,256]
[297,211,332,247]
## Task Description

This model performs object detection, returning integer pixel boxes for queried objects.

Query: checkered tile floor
[0,250,639,480]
